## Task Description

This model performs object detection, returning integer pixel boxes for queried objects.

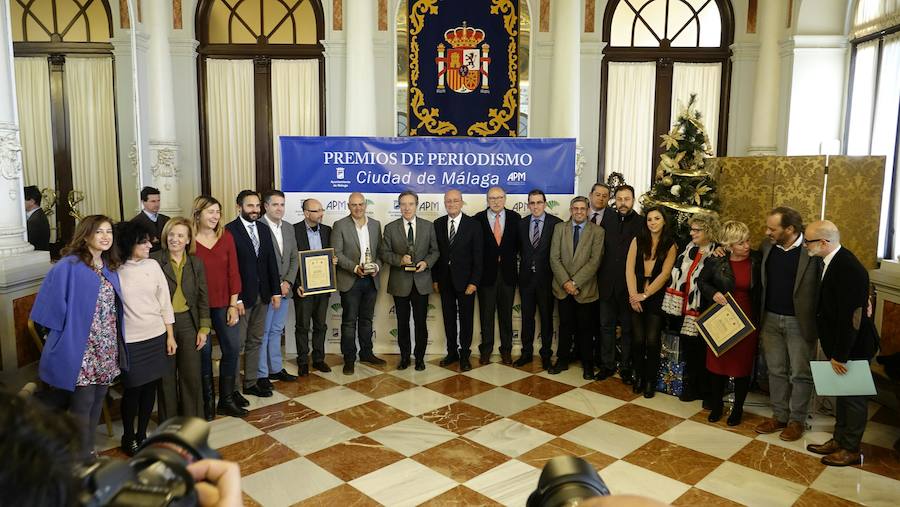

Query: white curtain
[605,62,657,200]
[672,62,722,154]
[206,59,255,205]
[271,59,319,189]
[65,57,120,220]
[846,40,879,156]
[871,33,900,256]
[14,57,55,194]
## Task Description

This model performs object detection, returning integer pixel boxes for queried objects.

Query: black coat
[474,208,521,287]
[697,251,762,322]
[26,207,51,251]
[597,210,643,300]
[433,213,483,292]
[817,247,879,362]
[225,218,281,306]
[131,211,170,253]
[517,213,563,287]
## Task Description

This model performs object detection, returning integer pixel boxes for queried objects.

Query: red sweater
[195,229,242,308]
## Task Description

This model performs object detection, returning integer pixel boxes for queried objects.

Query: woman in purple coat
[31,215,127,461]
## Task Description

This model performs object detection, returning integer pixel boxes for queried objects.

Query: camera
[527,456,610,507]
[76,417,220,507]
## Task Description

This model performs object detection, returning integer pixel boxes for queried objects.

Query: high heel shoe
[708,403,724,423]
[727,407,743,426]
[120,435,139,457]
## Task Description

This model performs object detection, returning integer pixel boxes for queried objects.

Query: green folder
[810,360,877,396]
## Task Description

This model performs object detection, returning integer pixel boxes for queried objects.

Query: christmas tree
[642,94,719,243]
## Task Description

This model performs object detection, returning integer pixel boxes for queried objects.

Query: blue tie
[573,224,581,252]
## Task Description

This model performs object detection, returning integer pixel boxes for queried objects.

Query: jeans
[258,298,290,378]
[340,277,377,362]
[761,312,816,423]
[202,307,241,382]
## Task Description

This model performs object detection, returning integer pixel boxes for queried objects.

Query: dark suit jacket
[293,221,332,296]
[131,210,171,253]
[760,240,821,343]
[26,207,51,251]
[817,247,878,362]
[151,251,212,331]
[518,213,562,288]
[597,210,642,300]
[433,213,483,292]
[474,208,521,287]
[225,218,280,306]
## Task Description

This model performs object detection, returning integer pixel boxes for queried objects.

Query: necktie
[449,219,456,245]
[493,214,502,245]
[407,221,414,245]
[592,211,600,225]
[531,219,541,248]
[310,225,318,233]
[573,224,581,253]
[249,223,260,255]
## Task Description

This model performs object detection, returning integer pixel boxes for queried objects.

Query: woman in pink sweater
[115,221,176,456]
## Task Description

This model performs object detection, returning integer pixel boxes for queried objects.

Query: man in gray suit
[333,192,387,375]
[258,190,299,386]
[549,196,605,380]
[380,190,440,371]
[754,207,822,442]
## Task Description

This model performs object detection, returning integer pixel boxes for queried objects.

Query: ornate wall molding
[0,127,23,182]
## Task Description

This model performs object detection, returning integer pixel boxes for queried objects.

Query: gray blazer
[380,216,440,297]
[549,220,605,303]
[759,239,821,343]
[332,215,383,292]
[264,216,300,288]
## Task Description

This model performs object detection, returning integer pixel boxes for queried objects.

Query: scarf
[662,242,715,335]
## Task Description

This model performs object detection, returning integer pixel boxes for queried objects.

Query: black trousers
[520,279,555,359]
[834,395,869,452]
[439,279,476,358]
[599,294,633,371]
[340,277,377,362]
[631,311,663,383]
[394,286,429,360]
[682,334,709,397]
[478,277,516,356]
[557,295,594,369]
[295,293,329,365]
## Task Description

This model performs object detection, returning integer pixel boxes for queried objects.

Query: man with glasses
[516,189,562,369]
[332,192,386,375]
[293,198,332,376]
[754,206,822,442]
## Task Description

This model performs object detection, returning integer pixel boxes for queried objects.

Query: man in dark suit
[596,185,642,381]
[516,189,562,369]
[333,192,386,375]
[293,198,333,375]
[805,221,879,466]
[225,190,282,398]
[24,185,50,251]
[754,207,822,442]
[380,190,440,371]
[433,189,483,371]
[475,186,521,365]
[131,186,170,252]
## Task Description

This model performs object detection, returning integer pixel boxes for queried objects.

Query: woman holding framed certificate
[698,220,761,426]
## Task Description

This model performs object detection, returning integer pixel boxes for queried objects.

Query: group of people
[31,183,879,468]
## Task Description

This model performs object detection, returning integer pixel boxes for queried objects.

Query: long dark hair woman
[116,221,176,456]
[625,206,678,398]
[151,216,211,420]
[30,215,125,462]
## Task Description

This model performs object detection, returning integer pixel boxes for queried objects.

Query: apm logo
[326,200,348,211]
[512,202,528,214]
[389,305,396,315]
[389,329,399,337]
[507,172,527,183]
[419,202,440,212]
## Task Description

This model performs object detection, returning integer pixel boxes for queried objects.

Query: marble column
[549,0,583,185]
[747,0,781,155]
[344,0,377,135]
[144,0,181,215]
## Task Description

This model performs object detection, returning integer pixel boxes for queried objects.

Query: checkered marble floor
[97,355,900,506]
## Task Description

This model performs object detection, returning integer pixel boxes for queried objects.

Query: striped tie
[449,218,456,245]
[249,223,260,256]
[531,219,540,248]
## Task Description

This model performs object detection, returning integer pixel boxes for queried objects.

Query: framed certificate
[696,292,756,357]
[298,248,337,295]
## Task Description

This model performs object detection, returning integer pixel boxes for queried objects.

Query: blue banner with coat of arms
[407,0,519,137]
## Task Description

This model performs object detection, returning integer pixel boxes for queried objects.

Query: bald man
[293,198,332,375]
[804,221,878,467]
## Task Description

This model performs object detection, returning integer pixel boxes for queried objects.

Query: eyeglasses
[803,238,830,244]
[690,227,705,232]
[306,209,324,213]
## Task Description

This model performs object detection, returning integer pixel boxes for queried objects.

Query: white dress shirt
[261,214,284,254]
[822,245,841,279]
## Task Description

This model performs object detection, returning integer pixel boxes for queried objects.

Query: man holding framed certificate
[293,199,334,376]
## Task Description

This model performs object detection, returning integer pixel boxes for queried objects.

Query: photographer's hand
[187,459,242,507]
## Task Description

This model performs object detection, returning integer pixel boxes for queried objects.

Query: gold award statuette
[363,247,378,275]
[403,239,418,272]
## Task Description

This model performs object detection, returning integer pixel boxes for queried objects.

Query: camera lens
[527,456,610,507]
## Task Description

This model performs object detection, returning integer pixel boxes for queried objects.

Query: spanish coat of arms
[435,22,490,94]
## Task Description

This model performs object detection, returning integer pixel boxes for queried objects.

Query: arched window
[845,0,900,259]
[196,0,325,201]
[600,0,734,198]
[11,0,119,250]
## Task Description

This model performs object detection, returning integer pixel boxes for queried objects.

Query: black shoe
[343,363,355,375]
[415,359,426,371]
[514,355,533,367]
[257,378,274,390]
[360,355,387,365]
[270,369,297,382]
[398,357,411,370]
[621,368,634,385]
[583,368,595,380]
[541,357,552,370]
[643,384,656,398]
[479,355,491,365]
[501,352,513,365]
[439,354,460,367]
[708,404,724,422]
[298,364,310,376]
[632,378,644,394]
[594,368,614,381]
[217,376,248,417]
[232,390,250,407]
[548,362,569,375]
[217,397,248,417]
[244,383,273,398]
[727,408,743,426]
[460,357,472,371]
[121,435,139,457]
[312,361,332,373]
[679,390,699,402]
